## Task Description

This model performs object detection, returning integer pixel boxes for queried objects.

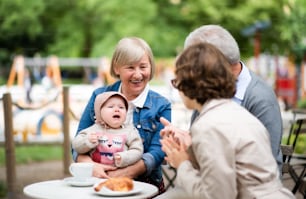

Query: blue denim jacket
[72,81,171,184]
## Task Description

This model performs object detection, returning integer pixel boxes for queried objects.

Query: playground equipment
[10,97,63,142]
[1,55,117,142]
[95,57,116,86]
[2,55,64,141]
[7,55,62,89]
[7,55,25,88]
[43,55,62,89]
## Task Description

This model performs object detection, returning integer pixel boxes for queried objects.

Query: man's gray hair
[184,25,240,65]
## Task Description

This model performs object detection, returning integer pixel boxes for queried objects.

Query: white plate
[93,180,141,196]
[63,177,96,187]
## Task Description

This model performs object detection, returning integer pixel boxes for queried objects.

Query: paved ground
[0,161,69,199]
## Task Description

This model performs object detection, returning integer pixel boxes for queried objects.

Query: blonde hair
[110,37,155,80]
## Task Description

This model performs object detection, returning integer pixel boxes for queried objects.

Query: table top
[23,178,158,199]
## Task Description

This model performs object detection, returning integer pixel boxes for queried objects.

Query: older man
[185,24,283,174]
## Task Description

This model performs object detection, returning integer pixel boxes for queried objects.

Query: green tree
[177,0,286,57]
[48,0,158,57]
[0,0,305,65]
[0,0,45,61]
[279,0,306,63]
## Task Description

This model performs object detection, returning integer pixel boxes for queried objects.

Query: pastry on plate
[94,177,133,192]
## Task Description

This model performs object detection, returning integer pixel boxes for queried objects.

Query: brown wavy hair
[175,43,236,105]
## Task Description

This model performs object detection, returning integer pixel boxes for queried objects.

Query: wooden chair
[299,177,306,198]
[281,118,306,196]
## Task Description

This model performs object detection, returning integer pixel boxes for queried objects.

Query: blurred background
[0,0,306,198]
[0,0,306,106]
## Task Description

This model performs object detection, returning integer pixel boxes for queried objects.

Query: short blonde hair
[110,37,155,80]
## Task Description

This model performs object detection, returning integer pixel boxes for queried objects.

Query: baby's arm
[72,128,99,154]
[115,127,143,167]
[88,132,99,144]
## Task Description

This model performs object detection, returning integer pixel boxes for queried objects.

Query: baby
[72,91,143,167]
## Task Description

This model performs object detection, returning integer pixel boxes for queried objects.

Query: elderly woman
[72,37,171,194]
[156,43,294,199]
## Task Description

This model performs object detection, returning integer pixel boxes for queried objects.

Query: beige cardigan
[157,99,294,199]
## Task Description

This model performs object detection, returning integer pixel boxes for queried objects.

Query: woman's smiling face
[114,54,151,100]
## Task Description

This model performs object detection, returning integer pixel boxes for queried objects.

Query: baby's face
[100,96,127,129]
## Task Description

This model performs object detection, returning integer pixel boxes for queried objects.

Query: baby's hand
[114,154,121,166]
[88,132,98,144]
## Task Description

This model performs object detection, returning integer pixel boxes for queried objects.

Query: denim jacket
[72,81,171,184]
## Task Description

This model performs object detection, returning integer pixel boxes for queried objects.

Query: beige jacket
[157,99,294,199]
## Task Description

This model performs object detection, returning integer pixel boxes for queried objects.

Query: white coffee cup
[69,162,94,181]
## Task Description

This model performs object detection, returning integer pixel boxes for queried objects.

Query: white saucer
[63,177,96,187]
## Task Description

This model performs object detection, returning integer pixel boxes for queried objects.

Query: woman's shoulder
[145,90,171,110]
[93,81,121,95]
[147,89,170,102]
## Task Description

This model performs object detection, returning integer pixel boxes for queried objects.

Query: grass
[0,181,6,198]
[0,145,63,166]
[0,77,5,85]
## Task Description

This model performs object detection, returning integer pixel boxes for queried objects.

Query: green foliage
[0,181,6,198]
[295,134,306,154]
[279,0,306,62]
[0,145,63,166]
[282,134,306,154]
[0,0,44,38]
[0,0,305,65]
[297,99,306,109]
[0,77,6,85]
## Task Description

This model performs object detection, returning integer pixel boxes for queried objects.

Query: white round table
[24,178,158,199]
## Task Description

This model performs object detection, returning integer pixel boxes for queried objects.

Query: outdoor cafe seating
[281,111,306,197]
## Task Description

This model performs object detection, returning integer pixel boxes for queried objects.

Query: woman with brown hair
[157,43,294,199]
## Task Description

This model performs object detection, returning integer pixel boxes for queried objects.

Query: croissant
[94,177,133,192]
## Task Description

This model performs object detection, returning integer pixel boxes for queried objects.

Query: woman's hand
[160,135,189,168]
[93,163,117,178]
[107,159,146,179]
[160,117,192,148]
[77,154,117,178]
